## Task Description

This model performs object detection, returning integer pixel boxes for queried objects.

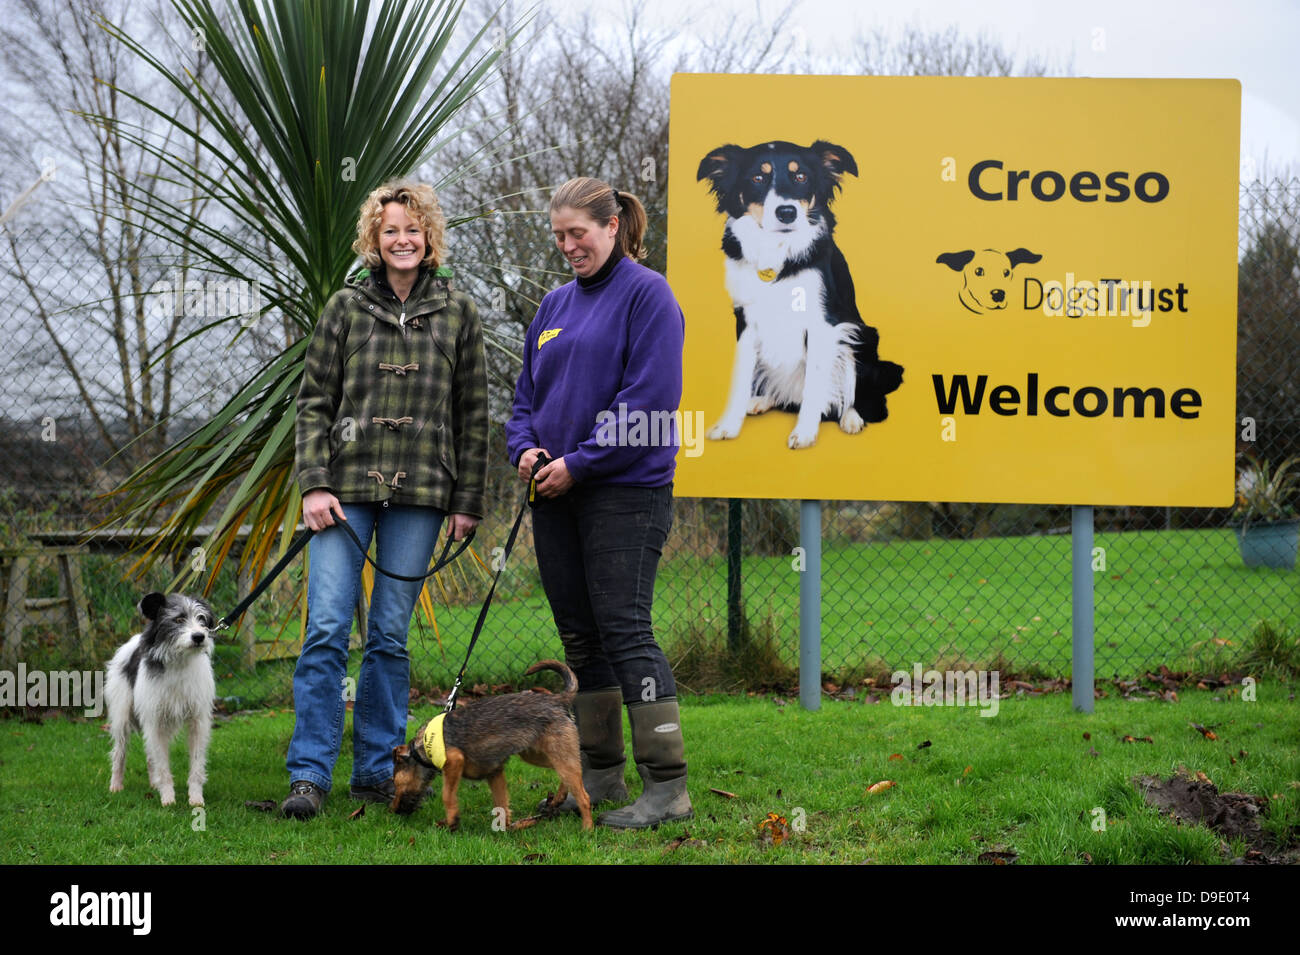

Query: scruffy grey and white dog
[106,593,216,806]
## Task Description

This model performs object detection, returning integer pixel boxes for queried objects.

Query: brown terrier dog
[390,660,593,830]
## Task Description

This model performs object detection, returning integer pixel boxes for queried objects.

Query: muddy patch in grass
[1133,767,1298,864]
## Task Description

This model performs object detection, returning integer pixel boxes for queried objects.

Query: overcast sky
[561,0,1299,177]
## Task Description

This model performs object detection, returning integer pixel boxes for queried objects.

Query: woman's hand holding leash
[517,447,549,482]
[303,489,346,531]
[519,448,572,498]
[534,456,574,498]
[446,513,479,540]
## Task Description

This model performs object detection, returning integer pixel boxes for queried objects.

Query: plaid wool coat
[295,266,488,518]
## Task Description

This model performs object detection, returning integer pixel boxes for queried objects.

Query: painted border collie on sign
[697,139,904,449]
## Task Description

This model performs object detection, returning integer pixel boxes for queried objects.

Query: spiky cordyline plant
[91,0,522,605]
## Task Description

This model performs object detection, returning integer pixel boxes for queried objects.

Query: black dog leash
[444,452,550,713]
[215,516,475,632]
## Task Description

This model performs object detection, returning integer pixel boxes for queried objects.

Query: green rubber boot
[540,686,628,814]
[598,698,693,830]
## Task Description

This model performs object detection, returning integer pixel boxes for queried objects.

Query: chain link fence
[2,180,1297,706]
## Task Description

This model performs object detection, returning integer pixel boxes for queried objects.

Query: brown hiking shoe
[281,780,326,819]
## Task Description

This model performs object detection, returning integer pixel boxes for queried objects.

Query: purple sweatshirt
[506,256,685,486]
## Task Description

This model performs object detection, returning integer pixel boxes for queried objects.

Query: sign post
[1072,506,1096,713]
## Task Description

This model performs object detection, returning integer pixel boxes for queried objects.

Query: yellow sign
[668,75,1240,506]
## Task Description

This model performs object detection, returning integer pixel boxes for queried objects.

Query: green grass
[4,681,1296,864]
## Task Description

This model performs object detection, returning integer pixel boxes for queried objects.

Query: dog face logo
[936,248,1042,313]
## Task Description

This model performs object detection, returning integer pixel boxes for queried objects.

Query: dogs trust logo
[936,247,1043,313]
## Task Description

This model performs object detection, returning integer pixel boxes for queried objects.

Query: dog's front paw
[838,408,864,434]
[788,425,819,449]
[109,780,123,793]
[189,793,205,808]
[707,420,742,441]
[159,790,176,806]
[746,395,774,416]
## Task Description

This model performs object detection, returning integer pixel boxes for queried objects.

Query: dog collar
[421,713,447,769]
[757,268,777,282]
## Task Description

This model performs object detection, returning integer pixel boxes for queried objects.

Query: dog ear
[1005,248,1043,268]
[697,145,744,212]
[138,592,166,620]
[936,251,975,272]
[811,141,859,183]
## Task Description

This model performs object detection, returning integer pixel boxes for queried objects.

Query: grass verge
[3,680,1296,865]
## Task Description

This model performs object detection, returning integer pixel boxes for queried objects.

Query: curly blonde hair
[353,179,447,269]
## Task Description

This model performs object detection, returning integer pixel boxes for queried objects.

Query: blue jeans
[286,502,444,790]
[531,483,676,704]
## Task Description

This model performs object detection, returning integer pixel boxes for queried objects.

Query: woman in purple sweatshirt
[505,177,691,829]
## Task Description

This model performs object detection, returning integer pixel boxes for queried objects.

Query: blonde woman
[282,180,487,819]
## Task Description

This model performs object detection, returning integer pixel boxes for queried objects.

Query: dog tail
[524,659,579,700]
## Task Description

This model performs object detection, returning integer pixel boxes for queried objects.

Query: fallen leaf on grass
[977,849,1018,865]
[245,800,277,812]
[757,812,790,846]
[522,852,547,863]
[917,740,932,750]
[1083,732,1091,740]
[664,830,709,852]
[867,780,896,795]
[963,766,972,776]
[349,805,365,820]
[709,787,737,799]
[1121,735,1154,743]
[888,753,903,761]
[1190,723,1218,741]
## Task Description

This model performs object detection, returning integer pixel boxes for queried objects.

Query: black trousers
[531,483,677,704]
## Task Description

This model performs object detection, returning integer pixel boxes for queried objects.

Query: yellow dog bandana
[421,713,448,769]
